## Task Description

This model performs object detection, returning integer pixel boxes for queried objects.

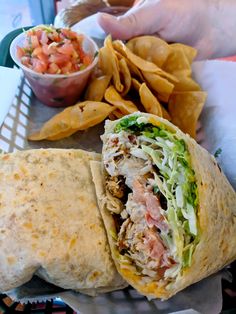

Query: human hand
[97,0,236,60]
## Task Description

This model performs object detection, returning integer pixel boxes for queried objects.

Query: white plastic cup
[10,30,98,107]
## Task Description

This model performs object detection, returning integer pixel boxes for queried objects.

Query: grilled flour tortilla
[92,112,236,299]
[0,149,125,294]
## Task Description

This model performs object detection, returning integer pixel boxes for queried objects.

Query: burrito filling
[103,115,199,286]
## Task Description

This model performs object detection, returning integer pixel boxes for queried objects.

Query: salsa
[16,25,93,75]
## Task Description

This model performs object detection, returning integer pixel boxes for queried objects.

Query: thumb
[97,5,148,40]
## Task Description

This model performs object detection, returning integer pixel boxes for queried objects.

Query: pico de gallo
[16,25,94,75]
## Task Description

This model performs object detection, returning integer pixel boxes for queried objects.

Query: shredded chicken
[117,157,150,188]
[106,175,126,199]
[104,133,152,188]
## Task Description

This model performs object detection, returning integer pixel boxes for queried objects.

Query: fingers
[97,1,161,40]
[97,12,139,40]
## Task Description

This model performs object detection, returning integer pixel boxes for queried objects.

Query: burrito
[92,112,236,299]
[0,148,125,294]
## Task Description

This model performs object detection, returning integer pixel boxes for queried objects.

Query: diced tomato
[49,53,70,66]
[61,62,72,74]
[133,179,146,204]
[32,47,48,64]
[57,43,74,56]
[82,55,92,66]
[35,29,42,41]
[48,31,60,42]
[32,47,43,56]
[31,58,47,73]
[144,230,165,260]
[72,63,80,72]
[146,194,163,221]
[23,38,31,50]
[41,44,50,55]
[48,62,60,74]
[74,44,85,60]
[40,31,48,44]
[26,30,34,36]
[31,35,40,49]
[37,52,48,64]
[42,43,56,55]
[133,178,169,232]
[16,46,25,59]
[60,28,77,40]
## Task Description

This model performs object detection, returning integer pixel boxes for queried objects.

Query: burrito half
[92,112,236,299]
[0,148,126,294]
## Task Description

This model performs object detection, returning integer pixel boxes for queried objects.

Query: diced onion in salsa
[16,25,94,74]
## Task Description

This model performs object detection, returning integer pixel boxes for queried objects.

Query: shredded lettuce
[142,145,172,178]
[114,114,199,270]
[183,244,195,268]
[115,116,147,133]
[167,207,184,261]
[176,185,184,207]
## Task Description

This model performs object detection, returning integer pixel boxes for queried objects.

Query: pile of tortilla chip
[28,35,207,142]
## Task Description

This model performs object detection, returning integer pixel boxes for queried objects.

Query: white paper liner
[193,60,236,189]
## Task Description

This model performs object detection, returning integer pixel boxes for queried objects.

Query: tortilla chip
[112,39,178,82]
[163,47,191,74]
[173,73,201,92]
[113,109,124,119]
[126,59,144,81]
[170,43,197,64]
[28,106,74,141]
[75,101,115,130]
[45,130,77,141]
[162,45,200,94]
[168,91,207,138]
[113,41,144,81]
[119,58,131,96]
[104,35,123,92]
[114,39,166,83]
[161,105,171,121]
[112,40,126,57]
[131,78,142,91]
[114,50,124,60]
[142,71,174,102]
[105,86,138,115]
[28,101,114,141]
[84,75,111,101]
[98,46,113,76]
[126,36,171,67]
[139,83,163,117]
[120,42,158,73]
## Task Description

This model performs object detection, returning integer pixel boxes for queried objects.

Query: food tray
[0,73,224,314]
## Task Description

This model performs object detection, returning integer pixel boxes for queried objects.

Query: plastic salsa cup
[10,29,99,107]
